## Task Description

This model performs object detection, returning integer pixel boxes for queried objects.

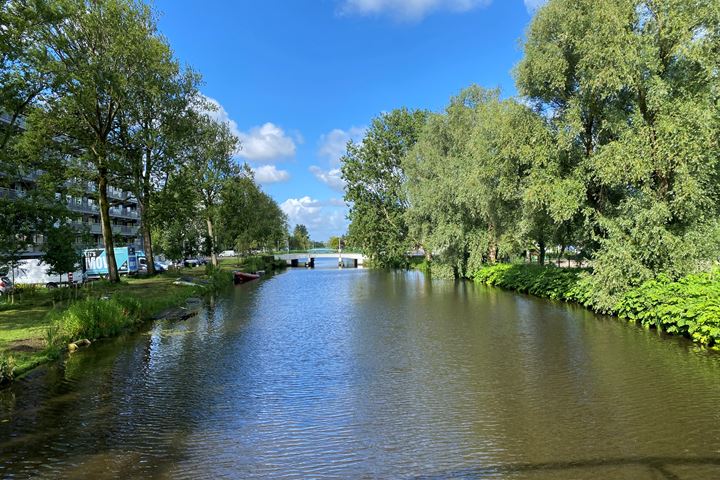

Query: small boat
[234,271,260,284]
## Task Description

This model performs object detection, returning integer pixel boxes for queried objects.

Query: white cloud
[202,95,242,140]
[318,127,366,164]
[281,196,322,220]
[280,196,349,240]
[523,0,546,13]
[339,0,491,21]
[328,198,347,207]
[237,123,297,162]
[201,95,297,162]
[309,166,345,192]
[253,165,290,184]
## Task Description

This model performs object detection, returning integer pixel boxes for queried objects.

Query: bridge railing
[271,249,364,255]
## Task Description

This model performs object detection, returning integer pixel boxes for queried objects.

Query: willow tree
[405,86,553,277]
[517,0,720,306]
[25,0,163,282]
[404,88,489,277]
[341,108,427,267]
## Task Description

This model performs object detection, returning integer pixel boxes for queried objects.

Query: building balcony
[107,188,138,204]
[0,187,25,200]
[109,207,140,220]
[114,225,140,236]
[68,201,99,215]
[67,201,139,220]
[71,223,138,236]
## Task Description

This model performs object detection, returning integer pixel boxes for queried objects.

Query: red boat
[233,271,260,284]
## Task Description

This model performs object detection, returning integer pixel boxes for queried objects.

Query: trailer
[83,247,138,279]
[6,258,84,288]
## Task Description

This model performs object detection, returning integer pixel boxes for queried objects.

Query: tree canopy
[341,108,428,267]
[341,0,720,305]
[1,0,287,279]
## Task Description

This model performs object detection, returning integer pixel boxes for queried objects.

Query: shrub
[474,264,585,301]
[615,271,720,347]
[0,354,16,385]
[473,264,720,348]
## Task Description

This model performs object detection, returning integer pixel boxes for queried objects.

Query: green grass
[219,255,287,273]
[0,266,234,384]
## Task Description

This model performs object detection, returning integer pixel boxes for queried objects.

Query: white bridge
[274,251,367,268]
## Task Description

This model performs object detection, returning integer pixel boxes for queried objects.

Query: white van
[7,259,85,288]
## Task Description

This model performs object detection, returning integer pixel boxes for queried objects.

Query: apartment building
[1,113,142,258]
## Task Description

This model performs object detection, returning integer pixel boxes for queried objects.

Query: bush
[409,258,431,273]
[235,255,285,274]
[473,264,720,348]
[0,354,16,385]
[49,298,135,345]
[474,264,586,300]
[615,271,720,347]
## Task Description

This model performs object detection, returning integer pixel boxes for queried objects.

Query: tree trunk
[143,224,155,275]
[557,244,566,267]
[98,171,120,282]
[139,196,156,275]
[538,240,546,266]
[206,216,218,267]
[488,224,497,264]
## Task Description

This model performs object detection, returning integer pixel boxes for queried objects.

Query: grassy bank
[474,264,720,349]
[219,255,287,273]
[0,266,233,385]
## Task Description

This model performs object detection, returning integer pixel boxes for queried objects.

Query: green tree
[404,87,551,276]
[0,192,66,302]
[327,236,340,250]
[0,0,63,160]
[341,108,428,267]
[187,113,240,266]
[218,170,287,255]
[24,0,165,283]
[150,159,202,263]
[42,223,81,283]
[516,0,720,307]
[289,224,310,251]
[116,31,201,275]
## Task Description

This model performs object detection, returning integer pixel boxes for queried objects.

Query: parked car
[183,258,202,268]
[138,261,167,274]
[0,276,14,297]
[219,250,236,258]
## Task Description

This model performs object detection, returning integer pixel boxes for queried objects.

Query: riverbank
[473,264,720,349]
[0,256,283,385]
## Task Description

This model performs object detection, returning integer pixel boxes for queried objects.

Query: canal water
[1,262,719,479]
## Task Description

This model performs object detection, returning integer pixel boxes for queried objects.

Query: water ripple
[1,264,720,479]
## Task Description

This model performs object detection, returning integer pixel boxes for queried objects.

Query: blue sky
[154,0,545,240]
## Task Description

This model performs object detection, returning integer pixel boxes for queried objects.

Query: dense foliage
[475,264,720,348]
[219,172,288,255]
[341,108,428,267]
[288,224,311,251]
[1,0,287,280]
[342,0,720,307]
